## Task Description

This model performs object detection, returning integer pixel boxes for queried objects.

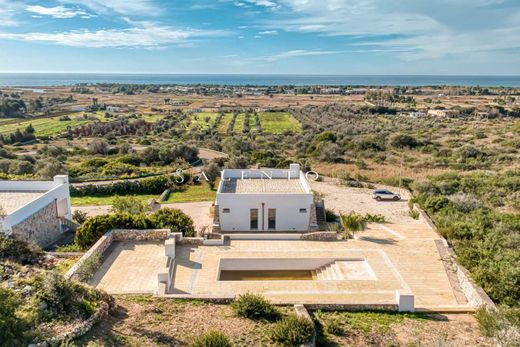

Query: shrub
[148,208,195,237]
[74,213,150,248]
[269,315,314,346]
[76,254,101,282]
[325,209,337,222]
[35,270,102,320]
[409,210,420,219]
[363,213,386,223]
[111,195,148,214]
[0,235,43,264]
[74,208,195,248]
[72,210,88,225]
[476,306,520,347]
[0,288,26,345]
[231,293,280,321]
[340,212,367,239]
[191,331,232,347]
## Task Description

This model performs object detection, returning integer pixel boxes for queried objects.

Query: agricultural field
[257,112,302,134]
[0,112,105,136]
[188,111,301,135]
[188,112,219,131]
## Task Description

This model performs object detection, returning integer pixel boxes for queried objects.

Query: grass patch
[314,310,428,335]
[71,194,158,206]
[166,184,216,203]
[217,113,234,134]
[258,112,301,134]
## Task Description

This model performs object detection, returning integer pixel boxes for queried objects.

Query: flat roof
[0,191,46,214]
[220,178,306,194]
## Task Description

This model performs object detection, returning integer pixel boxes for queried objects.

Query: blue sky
[0,0,519,74]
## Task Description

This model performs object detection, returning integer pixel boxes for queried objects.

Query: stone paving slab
[92,218,463,309]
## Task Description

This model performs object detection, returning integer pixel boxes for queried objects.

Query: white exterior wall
[1,175,72,234]
[216,193,314,231]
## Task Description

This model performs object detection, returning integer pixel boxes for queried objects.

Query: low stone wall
[300,232,338,241]
[455,264,495,308]
[43,300,110,346]
[111,228,170,241]
[294,304,316,347]
[65,229,170,281]
[65,232,113,281]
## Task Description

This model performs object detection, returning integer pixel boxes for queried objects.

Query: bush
[476,306,520,347]
[74,213,150,248]
[36,270,102,320]
[0,288,26,345]
[325,209,337,222]
[231,293,280,321]
[148,208,195,237]
[191,331,232,347]
[0,235,43,264]
[111,195,148,214]
[72,210,88,225]
[269,315,314,346]
[74,208,195,248]
[362,213,386,223]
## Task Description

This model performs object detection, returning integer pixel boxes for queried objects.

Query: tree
[204,162,221,190]
[340,212,367,239]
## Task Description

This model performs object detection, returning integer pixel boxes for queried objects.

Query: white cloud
[0,0,23,26]
[0,21,228,48]
[259,0,520,60]
[258,49,343,61]
[26,5,95,19]
[258,30,278,35]
[58,0,158,15]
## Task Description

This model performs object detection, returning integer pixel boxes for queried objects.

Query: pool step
[314,261,347,280]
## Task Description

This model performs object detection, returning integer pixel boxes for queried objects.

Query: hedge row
[74,208,195,248]
[70,173,191,197]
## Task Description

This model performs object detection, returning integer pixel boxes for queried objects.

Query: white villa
[0,175,72,247]
[213,164,318,232]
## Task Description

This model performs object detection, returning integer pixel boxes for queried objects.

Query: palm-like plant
[340,212,367,239]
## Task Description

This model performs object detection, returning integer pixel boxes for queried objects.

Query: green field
[71,194,158,206]
[166,184,216,203]
[0,113,105,136]
[258,112,301,134]
[217,113,234,134]
[70,183,215,206]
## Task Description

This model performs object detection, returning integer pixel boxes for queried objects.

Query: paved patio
[91,217,468,310]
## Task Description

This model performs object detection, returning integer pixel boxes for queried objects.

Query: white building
[0,175,72,247]
[214,164,317,232]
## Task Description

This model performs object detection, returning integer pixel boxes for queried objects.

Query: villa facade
[213,164,317,232]
[0,175,72,247]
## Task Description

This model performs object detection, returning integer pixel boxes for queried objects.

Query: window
[250,208,258,230]
[268,208,276,230]
[223,208,230,213]
[299,208,307,213]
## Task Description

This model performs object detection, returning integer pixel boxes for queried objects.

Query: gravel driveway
[310,179,414,223]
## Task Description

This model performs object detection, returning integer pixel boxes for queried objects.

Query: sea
[0,73,519,87]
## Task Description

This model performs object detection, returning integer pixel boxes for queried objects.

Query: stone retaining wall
[65,229,170,281]
[300,231,338,241]
[44,301,110,346]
